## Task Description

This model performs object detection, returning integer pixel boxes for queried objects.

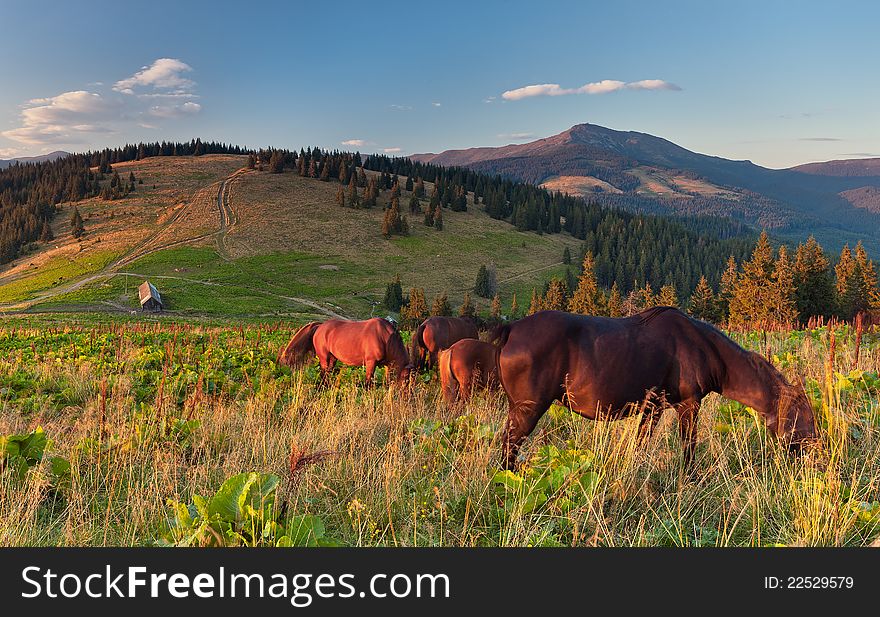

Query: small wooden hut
[138,281,164,312]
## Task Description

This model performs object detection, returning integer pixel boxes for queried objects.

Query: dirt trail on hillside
[0,168,343,318]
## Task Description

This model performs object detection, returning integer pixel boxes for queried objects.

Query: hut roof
[138,281,162,306]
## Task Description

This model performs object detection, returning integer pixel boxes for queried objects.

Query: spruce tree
[474,264,497,298]
[773,245,798,327]
[657,283,678,308]
[793,236,834,321]
[335,185,345,207]
[348,176,360,208]
[383,275,404,311]
[563,246,572,265]
[729,231,776,328]
[568,252,603,315]
[458,292,475,319]
[510,293,519,319]
[688,276,718,321]
[528,288,542,315]
[70,207,84,238]
[401,287,428,329]
[606,282,623,317]
[490,293,502,321]
[431,292,452,317]
[542,278,568,311]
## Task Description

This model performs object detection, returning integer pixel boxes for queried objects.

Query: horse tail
[492,323,512,348]
[438,347,458,405]
[410,321,427,372]
[278,321,319,368]
[491,322,512,398]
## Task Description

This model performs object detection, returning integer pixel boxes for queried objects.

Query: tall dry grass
[0,321,878,547]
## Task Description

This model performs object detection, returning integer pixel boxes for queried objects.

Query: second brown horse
[278,318,412,386]
[410,316,479,371]
[438,338,500,405]
[494,308,817,469]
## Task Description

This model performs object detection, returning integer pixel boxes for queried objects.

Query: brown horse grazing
[495,308,818,470]
[438,339,501,405]
[278,318,412,386]
[410,316,479,371]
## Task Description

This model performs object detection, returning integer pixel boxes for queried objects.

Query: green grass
[0,250,120,304]
[1,320,878,547]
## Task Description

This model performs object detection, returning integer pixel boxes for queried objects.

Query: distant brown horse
[438,339,500,405]
[494,308,817,470]
[410,316,479,371]
[278,318,412,386]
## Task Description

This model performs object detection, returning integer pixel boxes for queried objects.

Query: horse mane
[634,305,680,326]
[410,320,427,371]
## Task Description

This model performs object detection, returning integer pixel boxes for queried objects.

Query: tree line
[0,139,245,264]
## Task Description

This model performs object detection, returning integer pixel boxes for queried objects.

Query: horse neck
[386,332,409,370]
[719,347,782,422]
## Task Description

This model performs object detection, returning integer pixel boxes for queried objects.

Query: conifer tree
[474,264,497,298]
[835,245,859,318]
[729,232,778,328]
[423,203,435,226]
[568,252,603,315]
[414,178,425,198]
[543,278,568,311]
[433,204,443,230]
[335,185,345,207]
[70,207,84,238]
[854,241,880,311]
[401,287,428,329]
[638,281,656,310]
[348,176,360,208]
[563,246,572,265]
[40,221,54,243]
[405,176,414,192]
[657,283,678,308]
[606,282,623,317]
[688,276,718,321]
[431,292,453,317]
[510,293,519,319]
[793,235,835,321]
[383,275,404,311]
[528,288,543,315]
[490,293,502,321]
[773,245,798,327]
[458,292,475,319]
[718,255,739,321]
[409,195,420,215]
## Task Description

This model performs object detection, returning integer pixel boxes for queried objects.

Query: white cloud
[432,102,442,107]
[342,139,367,147]
[113,58,195,95]
[497,132,534,140]
[390,104,412,111]
[148,101,202,118]
[0,148,23,158]
[383,147,402,153]
[2,58,202,149]
[502,79,680,100]
[483,96,496,104]
[2,90,118,145]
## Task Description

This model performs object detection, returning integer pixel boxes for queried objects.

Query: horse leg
[318,355,337,388]
[502,398,551,470]
[638,408,661,442]
[364,359,377,388]
[675,397,702,467]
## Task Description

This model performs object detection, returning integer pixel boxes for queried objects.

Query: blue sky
[1,0,878,168]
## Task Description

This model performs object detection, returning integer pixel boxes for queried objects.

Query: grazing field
[1,317,879,547]
[1,157,580,318]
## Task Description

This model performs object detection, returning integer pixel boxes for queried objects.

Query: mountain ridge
[411,123,880,253]
[0,150,69,169]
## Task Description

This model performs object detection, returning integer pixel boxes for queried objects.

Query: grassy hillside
[1,156,580,318]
